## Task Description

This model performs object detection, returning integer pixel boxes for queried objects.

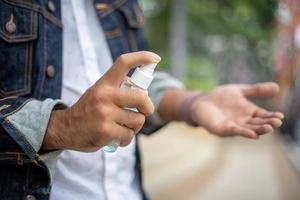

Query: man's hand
[190,83,284,139]
[43,51,161,152]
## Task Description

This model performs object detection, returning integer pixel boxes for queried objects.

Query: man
[0,0,283,200]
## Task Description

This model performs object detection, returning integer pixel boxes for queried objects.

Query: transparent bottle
[102,63,157,153]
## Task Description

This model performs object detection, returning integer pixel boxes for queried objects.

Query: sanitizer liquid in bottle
[103,63,157,153]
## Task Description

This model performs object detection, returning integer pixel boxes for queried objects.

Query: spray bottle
[102,63,157,153]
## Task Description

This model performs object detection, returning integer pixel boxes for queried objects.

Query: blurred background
[137,0,300,199]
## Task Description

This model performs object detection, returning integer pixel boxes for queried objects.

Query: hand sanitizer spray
[103,63,157,153]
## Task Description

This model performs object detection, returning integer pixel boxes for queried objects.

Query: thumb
[97,51,161,87]
[241,82,280,97]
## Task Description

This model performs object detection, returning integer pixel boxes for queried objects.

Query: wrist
[178,92,207,126]
[43,110,67,150]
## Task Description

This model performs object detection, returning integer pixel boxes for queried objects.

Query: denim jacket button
[46,65,55,78]
[5,15,16,34]
[47,0,56,12]
[24,195,36,200]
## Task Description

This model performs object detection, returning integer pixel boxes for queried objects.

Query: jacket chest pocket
[97,0,145,55]
[0,1,38,97]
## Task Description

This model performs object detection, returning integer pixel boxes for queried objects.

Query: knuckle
[98,86,113,99]
[120,130,134,147]
[140,51,151,58]
[97,105,110,118]
[93,89,104,101]
[136,114,146,125]
[143,99,154,116]
[98,122,110,135]
[117,54,128,65]
[148,101,155,115]
[134,115,145,133]
[139,91,148,100]
[134,90,149,105]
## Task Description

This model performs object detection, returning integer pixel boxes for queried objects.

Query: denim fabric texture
[0,0,151,199]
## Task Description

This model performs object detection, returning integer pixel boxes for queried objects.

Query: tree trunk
[169,0,188,80]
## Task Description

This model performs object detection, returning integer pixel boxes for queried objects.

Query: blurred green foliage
[188,0,277,39]
[141,0,278,91]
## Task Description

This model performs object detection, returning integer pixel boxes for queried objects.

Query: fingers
[106,105,146,148]
[99,51,161,87]
[222,121,257,139]
[253,109,284,119]
[220,113,283,139]
[245,124,273,135]
[222,121,276,139]
[113,107,146,133]
[109,122,135,147]
[247,117,282,128]
[114,89,154,116]
[245,110,284,137]
[241,82,280,97]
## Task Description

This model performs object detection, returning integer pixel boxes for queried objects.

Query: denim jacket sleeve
[0,97,65,166]
[141,71,184,135]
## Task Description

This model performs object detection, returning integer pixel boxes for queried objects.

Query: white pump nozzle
[130,63,157,90]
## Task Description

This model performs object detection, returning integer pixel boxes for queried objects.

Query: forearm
[157,89,191,121]
[157,88,207,127]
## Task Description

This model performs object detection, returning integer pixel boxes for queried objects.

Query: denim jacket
[0,0,185,199]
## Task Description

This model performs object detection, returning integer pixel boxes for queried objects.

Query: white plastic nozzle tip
[130,63,157,90]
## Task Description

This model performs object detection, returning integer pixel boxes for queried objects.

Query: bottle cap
[130,63,157,89]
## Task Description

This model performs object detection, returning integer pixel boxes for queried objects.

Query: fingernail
[150,52,161,63]
[278,112,285,119]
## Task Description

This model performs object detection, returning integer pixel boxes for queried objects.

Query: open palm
[191,83,284,139]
